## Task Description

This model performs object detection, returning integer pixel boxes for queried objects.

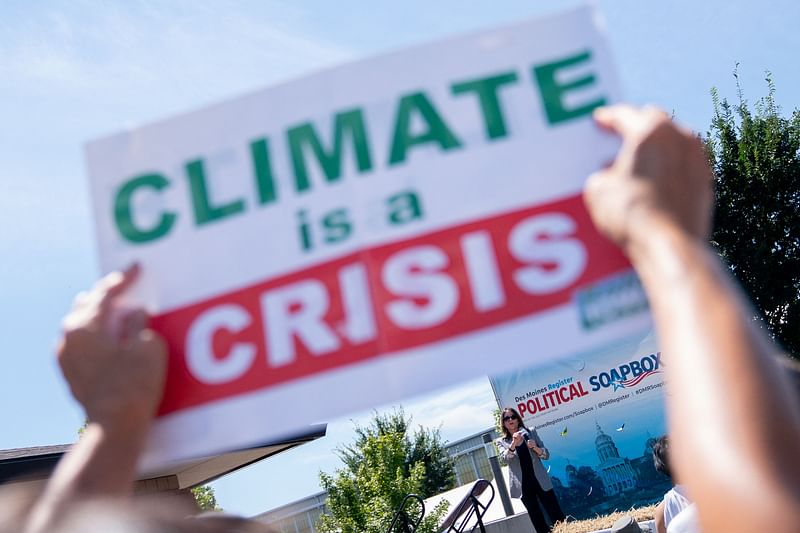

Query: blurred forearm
[25,418,150,533]
[629,217,800,531]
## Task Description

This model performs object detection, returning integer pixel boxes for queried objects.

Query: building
[0,424,327,500]
[448,428,499,487]
[254,490,329,533]
[593,422,637,496]
[256,427,499,533]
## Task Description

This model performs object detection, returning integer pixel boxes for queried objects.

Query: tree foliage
[191,484,221,511]
[318,409,453,533]
[706,71,800,357]
[336,409,455,498]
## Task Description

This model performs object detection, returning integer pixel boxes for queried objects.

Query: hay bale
[551,504,659,533]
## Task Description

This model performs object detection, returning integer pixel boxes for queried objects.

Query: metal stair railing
[438,479,495,533]
[385,493,426,533]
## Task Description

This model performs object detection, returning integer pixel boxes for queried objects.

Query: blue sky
[2,0,799,517]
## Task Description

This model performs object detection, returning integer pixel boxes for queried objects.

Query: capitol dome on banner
[594,422,637,495]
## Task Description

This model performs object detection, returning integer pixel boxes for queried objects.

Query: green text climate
[113,50,606,244]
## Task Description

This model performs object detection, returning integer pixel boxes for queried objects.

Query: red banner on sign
[153,193,630,416]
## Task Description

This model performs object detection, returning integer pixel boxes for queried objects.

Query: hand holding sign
[584,105,714,252]
[32,265,170,532]
[59,264,167,429]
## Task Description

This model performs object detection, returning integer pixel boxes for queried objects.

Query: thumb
[131,330,168,388]
[120,309,148,343]
[133,329,168,362]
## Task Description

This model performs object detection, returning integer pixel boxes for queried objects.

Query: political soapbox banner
[85,5,651,469]
[490,333,669,518]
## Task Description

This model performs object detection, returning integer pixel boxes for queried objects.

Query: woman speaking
[497,407,565,532]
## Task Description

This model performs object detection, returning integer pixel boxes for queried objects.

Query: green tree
[318,409,453,533]
[336,409,455,498]
[191,484,221,511]
[707,72,800,358]
[491,408,507,464]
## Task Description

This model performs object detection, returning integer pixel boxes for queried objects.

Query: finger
[593,104,668,139]
[73,291,90,307]
[92,263,139,295]
[132,330,168,374]
[583,168,612,204]
[592,104,640,131]
[93,271,123,295]
[102,263,140,299]
[120,309,149,343]
[62,307,94,332]
[96,263,141,314]
[65,291,94,327]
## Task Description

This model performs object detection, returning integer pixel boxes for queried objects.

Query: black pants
[520,485,565,533]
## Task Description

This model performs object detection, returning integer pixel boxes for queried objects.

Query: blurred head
[501,407,525,439]
[0,492,276,533]
[652,435,672,479]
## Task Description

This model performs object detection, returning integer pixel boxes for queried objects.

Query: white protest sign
[85,5,652,469]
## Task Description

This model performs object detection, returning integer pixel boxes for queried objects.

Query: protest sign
[489,332,669,518]
[85,5,652,469]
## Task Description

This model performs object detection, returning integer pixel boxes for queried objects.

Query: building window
[454,454,477,486]
[472,450,494,481]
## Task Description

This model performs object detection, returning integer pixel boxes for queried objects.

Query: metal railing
[386,493,426,533]
[439,479,495,533]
